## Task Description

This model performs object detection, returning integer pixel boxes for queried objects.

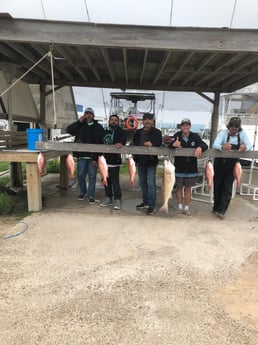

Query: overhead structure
[1,13,258,92]
[1,13,258,140]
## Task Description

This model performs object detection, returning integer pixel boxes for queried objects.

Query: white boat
[220,88,258,151]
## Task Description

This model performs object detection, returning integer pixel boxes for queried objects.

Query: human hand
[92,160,97,167]
[144,141,152,147]
[239,142,246,152]
[173,137,182,148]
[222,143,232,151]
[79,115,86,123]
[194,147,202,158]
[114,143,122,148]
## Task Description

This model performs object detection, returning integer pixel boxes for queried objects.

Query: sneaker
[78,194,86,201]
[215,212,224,220]
[100,197,112,207]
[175,208,183,215]
[113,199,121,210]
[88,197,95,205]
[146,207,154,215]
[136,203,149,210]
[183,209,192,216]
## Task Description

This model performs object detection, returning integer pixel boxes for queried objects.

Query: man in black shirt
[133,113,162,215]
[66,107,104,204]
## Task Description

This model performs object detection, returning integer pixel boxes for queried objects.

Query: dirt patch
[1,173,258,344]
[216,252,258,331]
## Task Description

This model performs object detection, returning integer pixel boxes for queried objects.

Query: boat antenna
[84,0,91,22]
[101,88,108,126]
[230,0,238,28]
[40,0,46,19]
[169,0,174,26]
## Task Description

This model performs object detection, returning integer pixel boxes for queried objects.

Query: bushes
[0,191,28,216]
[0,192,13,215]
[47,159,60,173]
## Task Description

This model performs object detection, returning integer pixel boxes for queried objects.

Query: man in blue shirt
[212,116,252,219]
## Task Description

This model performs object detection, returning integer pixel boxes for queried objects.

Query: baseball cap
[143,113,154,120]
[180,118,191,125]
[84,107,95,116]
[227,116,241,128]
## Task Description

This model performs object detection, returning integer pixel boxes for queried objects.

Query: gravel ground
[0,173,258,345]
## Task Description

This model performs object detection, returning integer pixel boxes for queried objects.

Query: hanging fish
[127,156,136,187]
[233,161,242,187]
[205,160,214,190]
[159,159,175,213]
[37,152,46,176]
[66,153,75,179]
[98,155,109,186]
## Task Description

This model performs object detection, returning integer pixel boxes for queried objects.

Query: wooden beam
[181,53,218,86]
[78,46,101,82]
[2,18,258,53]
[140,49,148,85]
[167,51,194,86]
[153,51,171,85]
[36,142,258,159]
[54,46,88,81]
[101,48,115,82]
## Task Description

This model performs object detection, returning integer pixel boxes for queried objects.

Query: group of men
[66,107,251,218]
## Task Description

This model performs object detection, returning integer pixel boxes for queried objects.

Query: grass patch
[0,176,10,186]
[47,159,60,173]
[0,193,13,215]
[0,190,29,216]
[0,162,9,171]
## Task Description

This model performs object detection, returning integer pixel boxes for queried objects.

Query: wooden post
[210,90,220,147]
[59,155,69,189]
[12,162,23,187]
[26,162,42,211]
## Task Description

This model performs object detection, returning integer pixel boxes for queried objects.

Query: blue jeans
[137,164,157,209]
[77,158,97,198]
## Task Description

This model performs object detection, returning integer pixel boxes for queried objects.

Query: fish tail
[159,204,168,213]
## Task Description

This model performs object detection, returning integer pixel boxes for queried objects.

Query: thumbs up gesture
[173,136,182,148]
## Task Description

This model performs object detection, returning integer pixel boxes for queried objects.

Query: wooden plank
[26,162,42,212]
[2,18,258,53]
[36,141,258,159]
[0,150,68,163]
[0,151,38,162]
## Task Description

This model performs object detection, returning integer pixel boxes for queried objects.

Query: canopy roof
[1,13,258,94]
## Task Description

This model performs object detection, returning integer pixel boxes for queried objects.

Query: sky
[1,0,258,125]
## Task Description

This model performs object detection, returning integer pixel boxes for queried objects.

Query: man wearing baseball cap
[66,107,104,204]
[212,116,252,219]
[169,117,208,216]
[133,113,162,215]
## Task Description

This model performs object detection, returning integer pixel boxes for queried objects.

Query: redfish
[98,155,109,186]
[205,160,214,190]
[37,152,46,176]
[159,159,175,213]
[233,161,242,187]
[66,153,75,179]
[127,156,136,187]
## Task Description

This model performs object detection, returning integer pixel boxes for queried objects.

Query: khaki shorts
[176,176,197,187]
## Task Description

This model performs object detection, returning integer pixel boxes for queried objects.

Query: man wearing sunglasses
[212,116,252,219]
